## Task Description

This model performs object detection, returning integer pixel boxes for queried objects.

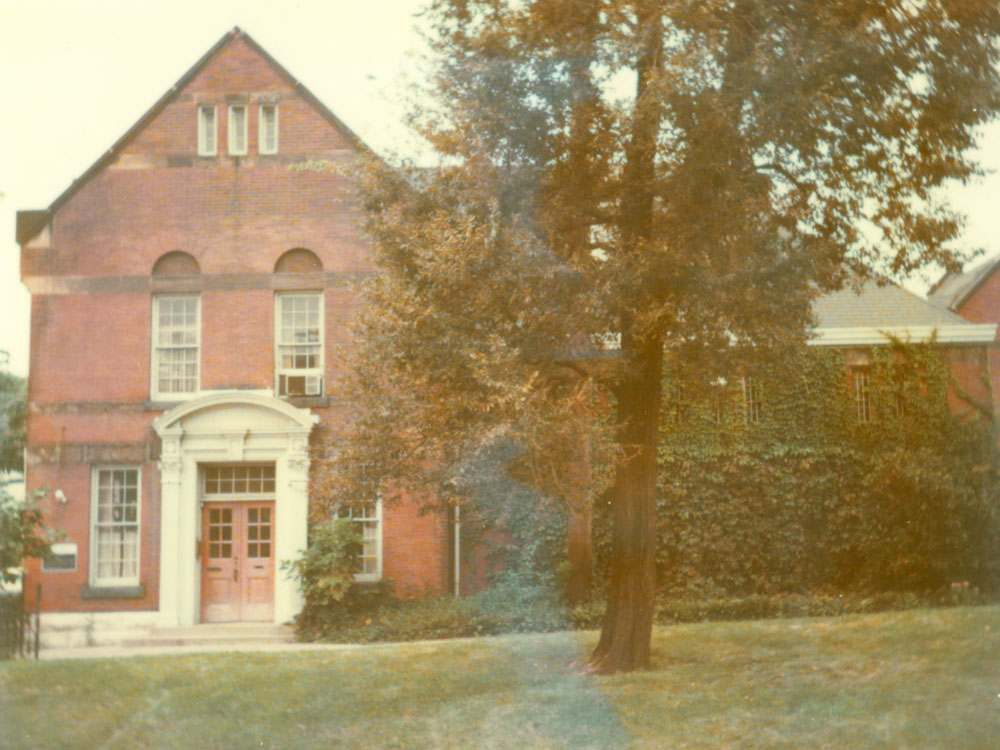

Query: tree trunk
[588,338,662,673]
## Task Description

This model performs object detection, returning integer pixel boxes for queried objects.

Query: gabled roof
[927,256,1000,313]
[814,279,968,328]
[810,278,995,346]
[18,27,370,241]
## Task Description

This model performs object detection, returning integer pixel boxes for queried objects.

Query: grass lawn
[1,606,997,749]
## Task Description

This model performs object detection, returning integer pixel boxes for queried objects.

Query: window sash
[853,369,873,423]
[334,502,382,580]
[742,376,761,424]
[152,296,199,397]
[91,467,140,586]
[229,104,248,155]
[259,104,278,154]
[198,105,216,155]
[276,294,323,396]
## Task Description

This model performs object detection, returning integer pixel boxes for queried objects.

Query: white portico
[152,391,317,627]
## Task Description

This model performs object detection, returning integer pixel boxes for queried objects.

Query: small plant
[282,519,363,632]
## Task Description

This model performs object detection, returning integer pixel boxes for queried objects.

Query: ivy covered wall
[592,343,1000,597]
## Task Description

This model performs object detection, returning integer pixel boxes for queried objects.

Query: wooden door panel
[240,504,275,621]
[201,501,275,623]
[201,504,240,623]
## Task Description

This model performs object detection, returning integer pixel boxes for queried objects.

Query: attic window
[229,104,248,155]
[198,105,216,156]
[259,104,278,154]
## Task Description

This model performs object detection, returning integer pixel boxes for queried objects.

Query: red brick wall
[21,34,438,614]
[954,270,1000,414]
[382,497,448,597]
[22,462,160,613]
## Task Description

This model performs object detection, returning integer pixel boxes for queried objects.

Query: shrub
[283,519,366,633]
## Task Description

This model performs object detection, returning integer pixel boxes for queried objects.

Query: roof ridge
[22,26,373,234]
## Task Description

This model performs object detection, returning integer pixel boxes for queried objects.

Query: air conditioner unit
[305,375,322,396]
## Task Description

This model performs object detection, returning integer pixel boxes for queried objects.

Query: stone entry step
[117,623,296,648]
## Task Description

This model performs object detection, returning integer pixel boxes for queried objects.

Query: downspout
[453,505,461,597]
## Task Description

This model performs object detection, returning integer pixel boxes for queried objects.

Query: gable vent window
[229,104,248,155]
[259,104,278,154]
[276,293,323,397]
[197,105,217,156]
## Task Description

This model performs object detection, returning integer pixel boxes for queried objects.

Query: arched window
[152,251,201,276]
[274,248,323,273]
[151,251,201,399]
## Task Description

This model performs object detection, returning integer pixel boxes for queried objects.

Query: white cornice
[808,324,998,347]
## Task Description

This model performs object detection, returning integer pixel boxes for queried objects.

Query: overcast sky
[2,0,999,377]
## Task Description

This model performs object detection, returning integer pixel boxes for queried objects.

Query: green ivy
[594,343,1000,596]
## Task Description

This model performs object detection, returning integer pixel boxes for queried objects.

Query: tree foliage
[0,367,26,474]
[0,489,57,584]
[324,0,1000,672]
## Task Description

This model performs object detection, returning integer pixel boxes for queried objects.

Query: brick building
[929,257,1000,415]
[17,28,453,640]
[16,28,998,644]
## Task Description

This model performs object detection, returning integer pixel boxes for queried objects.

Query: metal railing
[1,576,40,660]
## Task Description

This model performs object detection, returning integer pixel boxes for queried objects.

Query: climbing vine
[593,343,1000,596]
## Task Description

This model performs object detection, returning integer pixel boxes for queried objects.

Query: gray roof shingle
[813,279,971,329]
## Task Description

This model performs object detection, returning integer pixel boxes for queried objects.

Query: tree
[0,352,27,474]
[324,0,1000,673]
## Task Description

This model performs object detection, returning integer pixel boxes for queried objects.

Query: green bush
[298,574,571,644]
[283,519,368,634]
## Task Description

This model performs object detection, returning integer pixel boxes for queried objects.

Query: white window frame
[197,105,217,156]
[275,292,324,397]
[228,104,248,155]
[258,103,279,155]
[151,295,201,401]
[741,375,761,424]
[853,367,873,424]
[334,500,383,582]
[90,466,141,587]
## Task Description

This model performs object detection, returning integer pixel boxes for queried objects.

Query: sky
[1,0,999,377]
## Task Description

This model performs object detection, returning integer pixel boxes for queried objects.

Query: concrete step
[117,624,296,648]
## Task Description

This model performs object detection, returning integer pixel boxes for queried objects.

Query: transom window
[198,105,216,156]
[229,104,248,155]
[152,295,199,398]
[91,467,140,586]
[203,465,276,496]
[276,293,324,397]
[259,104,278,154]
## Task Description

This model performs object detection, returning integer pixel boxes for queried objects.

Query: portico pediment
[152,391,319,438]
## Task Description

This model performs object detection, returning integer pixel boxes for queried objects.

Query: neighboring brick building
[17,28,453,639]
[929,257,1000,414]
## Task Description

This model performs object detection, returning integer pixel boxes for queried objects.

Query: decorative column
[157,430,184,627]
[275,432,311,623]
